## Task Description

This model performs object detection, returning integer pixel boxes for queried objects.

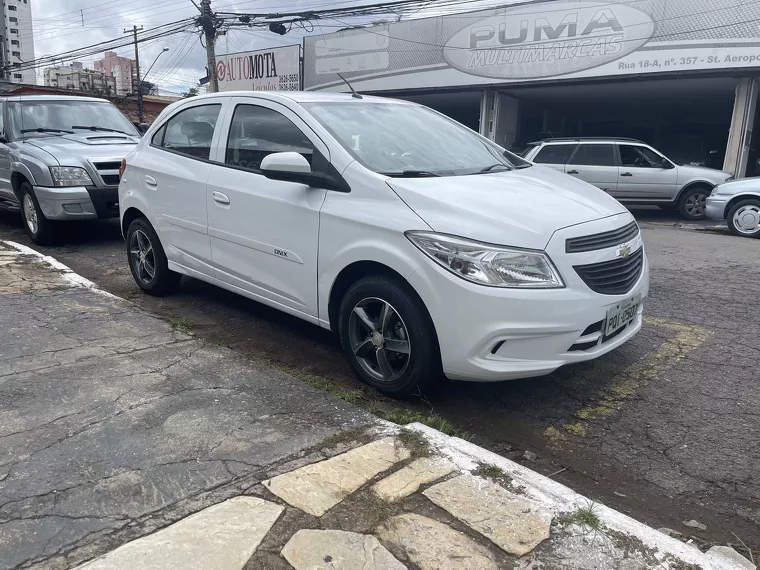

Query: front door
[565,143,619,195]
[616,144,679,199]
[207,98,328,320]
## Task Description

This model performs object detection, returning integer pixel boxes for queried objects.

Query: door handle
[145,175,157,187]
[621,172,633,177]
[567,170,579,175]
[212,191,230,205]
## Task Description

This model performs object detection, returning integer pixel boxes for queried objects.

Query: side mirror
[662,158,674,169]
[0,133,7,144]
[137,123,150,135]
[260,152,313,184]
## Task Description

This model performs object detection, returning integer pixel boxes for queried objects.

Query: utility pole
[124,25,144,123]
[200,0,218,92]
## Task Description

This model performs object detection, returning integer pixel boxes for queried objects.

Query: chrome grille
[566,222,639,253]
[574,247,644,295]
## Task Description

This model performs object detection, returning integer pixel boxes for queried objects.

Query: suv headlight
[406,231,564,288]
[49,166,93,187]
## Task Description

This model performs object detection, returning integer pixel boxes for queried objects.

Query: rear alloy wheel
[126,217,181,295]
[338,276,441,398]
[19,182,57,245]
[677,186,709,220]
[727,199,760,238]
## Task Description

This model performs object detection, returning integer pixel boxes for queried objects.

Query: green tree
[182,87,199,98]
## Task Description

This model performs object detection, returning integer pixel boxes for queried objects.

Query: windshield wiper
[72,125,127,134]
[381,170,440,178]
[479,163,512,173]
[20,128,74,134]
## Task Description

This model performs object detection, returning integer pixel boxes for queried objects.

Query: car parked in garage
[706,177,760,237]
[119,92,648,396]
[0,95,141,244]
[523,138,733,220]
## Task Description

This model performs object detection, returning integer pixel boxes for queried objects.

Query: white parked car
[706,177,760,238]
[119,92,649,396]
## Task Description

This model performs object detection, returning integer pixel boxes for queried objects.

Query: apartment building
[43,62,117,94]
[2,0,35,84]
[94,51,136,95]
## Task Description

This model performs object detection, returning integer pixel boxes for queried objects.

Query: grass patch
[472,463,525,493]
[169,317,194,334]
[560,502,603,531]
[377,407,472,440]
[318,426,374,451]
[397,427,431,458]
[297,374,366,404]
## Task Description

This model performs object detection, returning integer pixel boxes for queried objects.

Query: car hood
[676,164,731,182]
[714,176,760,196]
[24,132,139,159]
[387,165,627,250]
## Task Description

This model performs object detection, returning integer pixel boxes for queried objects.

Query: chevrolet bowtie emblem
[617,244,632,258]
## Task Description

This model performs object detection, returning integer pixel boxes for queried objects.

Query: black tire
[126,217,181,296]
[338,275,442,398]
[19,182,58,245]
[677,186,710,220]
[726,198,760,238]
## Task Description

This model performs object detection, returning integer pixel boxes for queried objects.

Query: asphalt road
[0,207,757,553]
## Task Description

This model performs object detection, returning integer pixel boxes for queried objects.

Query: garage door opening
[503,76,738,169]
[378,90,484,133]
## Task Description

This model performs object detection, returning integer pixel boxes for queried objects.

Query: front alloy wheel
[19,182,57,245]
[22,193,38,236]
[678,187,709,220]
[348,298,411,383]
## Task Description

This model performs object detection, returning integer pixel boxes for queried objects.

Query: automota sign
[217,45,301,92]
[303,0,760,91]
[442,2,654,79]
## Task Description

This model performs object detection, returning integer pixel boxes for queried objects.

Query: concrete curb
[408,422,746,570]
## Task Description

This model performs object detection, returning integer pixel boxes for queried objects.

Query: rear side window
[157,104,221,160]
[533,144,577,164]
[225,104,313,172]
[569,144,615,167]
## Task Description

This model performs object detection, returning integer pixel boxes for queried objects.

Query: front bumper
[408,213,649,382]
[705,196,728,220]
[34,185,119,221]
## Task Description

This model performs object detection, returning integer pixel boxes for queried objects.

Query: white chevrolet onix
[119,91,648,397]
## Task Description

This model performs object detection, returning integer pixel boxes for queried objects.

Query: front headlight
[406,231,564,288]
[49,166,93,187]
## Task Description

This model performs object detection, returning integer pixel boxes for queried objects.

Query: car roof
[181,91,414,105]
[529,137,645,145]
[0,94,109,103]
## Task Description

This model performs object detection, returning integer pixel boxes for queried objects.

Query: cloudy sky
[29,0,503,96]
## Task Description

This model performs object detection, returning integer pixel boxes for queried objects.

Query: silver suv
[523,138,733,220]
[0,95,140,244]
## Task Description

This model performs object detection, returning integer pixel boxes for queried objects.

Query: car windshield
[8,100,139,139]
[302,101,530,176]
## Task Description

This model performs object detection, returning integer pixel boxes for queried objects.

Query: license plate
[603,295,641,336]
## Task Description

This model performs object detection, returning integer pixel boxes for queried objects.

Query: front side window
[161,104,221,160]
[619,144,665,168]
[533,144,577,165]
[303,102,530,176]
[8,100,139,139]
[225,104,313,171]
[569,144,615,167]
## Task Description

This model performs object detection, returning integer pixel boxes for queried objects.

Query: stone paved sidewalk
[1,241,755,570]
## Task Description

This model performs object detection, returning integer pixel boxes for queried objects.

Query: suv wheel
[20,182,57,245]
[726,199,760,238]
[338,275,441,398]
[126,217,181,295]
[677,186,710,220]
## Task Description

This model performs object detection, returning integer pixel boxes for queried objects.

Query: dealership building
[302,0,760,178]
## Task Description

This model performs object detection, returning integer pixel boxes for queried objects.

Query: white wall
[4,0,36,84]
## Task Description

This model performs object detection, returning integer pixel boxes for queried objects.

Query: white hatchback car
[119,92,649,396]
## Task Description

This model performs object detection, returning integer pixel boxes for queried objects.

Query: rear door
[530,143,577,173]
[616,143,678,199]
[136,100,227,277]
[565,143,619,195]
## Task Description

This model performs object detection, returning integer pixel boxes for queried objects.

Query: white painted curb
[408,422,745,570]
[2,240,119,299]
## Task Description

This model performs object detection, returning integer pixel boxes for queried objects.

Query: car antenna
[337,73,362,99]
